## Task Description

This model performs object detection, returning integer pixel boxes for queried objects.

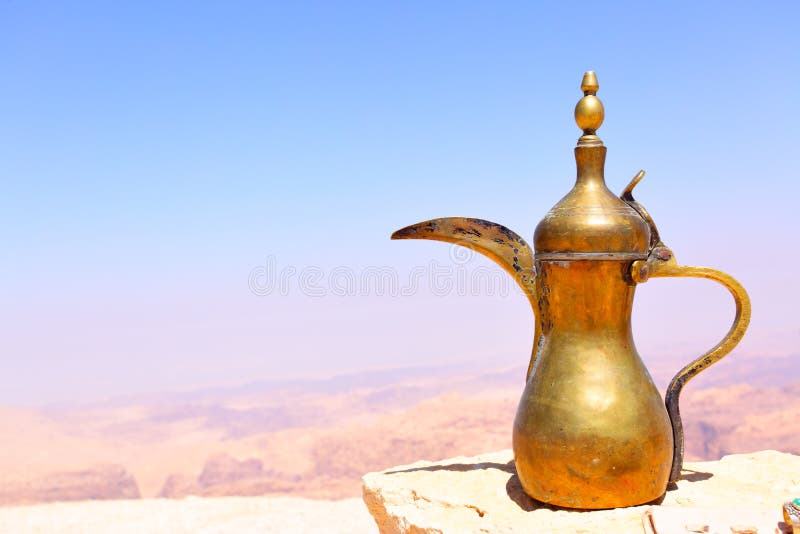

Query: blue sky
[1,2,798,404]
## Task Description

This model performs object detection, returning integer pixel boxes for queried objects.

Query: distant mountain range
[1,353,798,506]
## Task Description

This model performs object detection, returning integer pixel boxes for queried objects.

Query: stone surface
[362,450,800,534]
[0,496,377,534]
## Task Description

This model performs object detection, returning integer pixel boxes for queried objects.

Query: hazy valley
[1,354,798,507]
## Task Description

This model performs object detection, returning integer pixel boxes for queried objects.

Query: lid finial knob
[575,71,604,147]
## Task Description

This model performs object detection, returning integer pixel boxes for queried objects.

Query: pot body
[513,259,672,509]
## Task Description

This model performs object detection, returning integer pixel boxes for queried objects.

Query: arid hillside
[1,354,798,506]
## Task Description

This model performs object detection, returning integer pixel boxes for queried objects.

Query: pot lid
[533,72,651,260]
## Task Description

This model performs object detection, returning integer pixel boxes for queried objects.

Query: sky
[1,1,798,404]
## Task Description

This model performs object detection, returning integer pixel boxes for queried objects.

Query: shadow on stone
[385,461,516,475]
[680,469,713,482]
[503,462,571,513]
[387,460,556,513]
[668,469,714,490]
[386,458,686,514]
[505,472,544,512]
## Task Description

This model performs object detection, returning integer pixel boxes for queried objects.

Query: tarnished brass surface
[390,71,750,509]
[515,259,673,508]
[533,146,650,256]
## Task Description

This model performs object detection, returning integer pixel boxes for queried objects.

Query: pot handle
[631,259,751,483]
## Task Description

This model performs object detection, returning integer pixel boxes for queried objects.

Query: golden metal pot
[391,71,751,509]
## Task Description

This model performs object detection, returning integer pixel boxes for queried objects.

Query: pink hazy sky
[1,2,798,404]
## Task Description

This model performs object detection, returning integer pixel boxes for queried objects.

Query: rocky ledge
[362,450,800,533]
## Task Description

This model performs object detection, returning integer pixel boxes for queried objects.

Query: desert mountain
[1,354,798,506]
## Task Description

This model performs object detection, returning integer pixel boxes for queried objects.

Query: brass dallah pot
[391,71,751,509]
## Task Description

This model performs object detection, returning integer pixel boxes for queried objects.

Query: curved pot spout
[392,217,540,380]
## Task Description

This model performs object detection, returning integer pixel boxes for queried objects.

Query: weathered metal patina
[391,72,751,509]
